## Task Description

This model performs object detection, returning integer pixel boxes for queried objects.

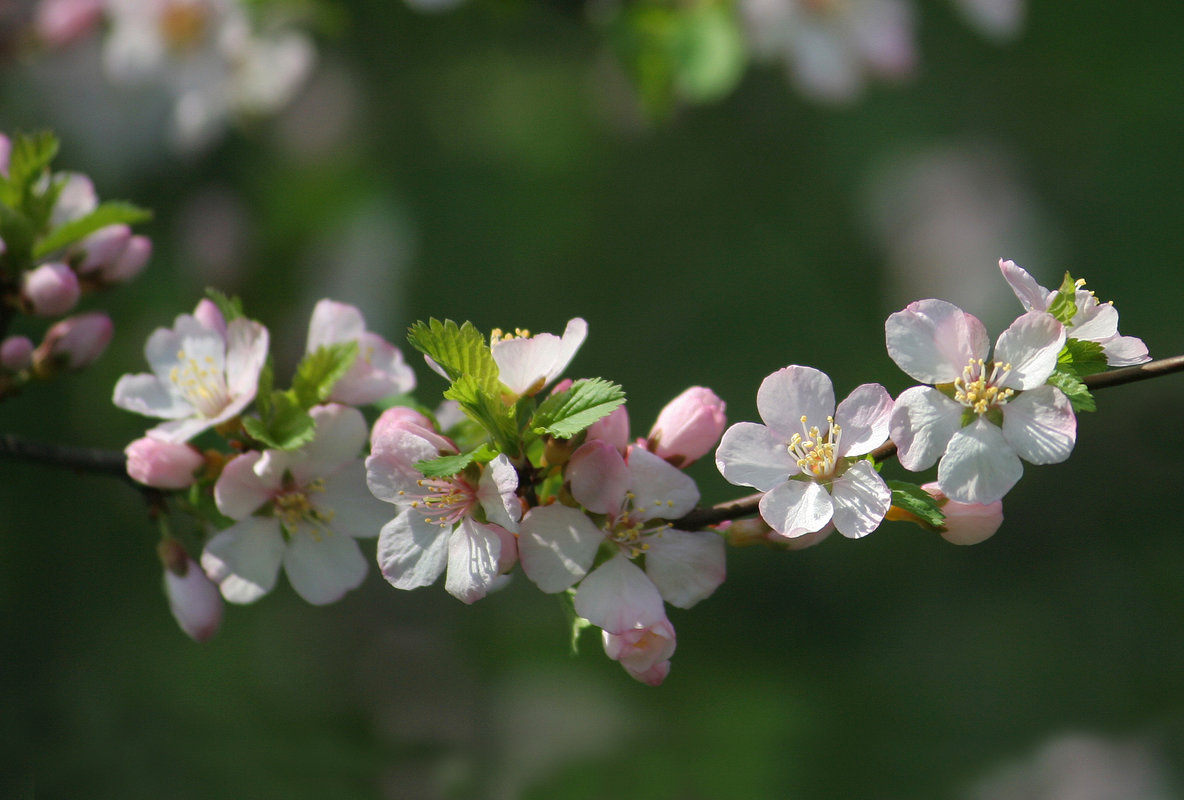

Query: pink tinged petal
[1001,385,1076,465]
[214,451,276,520]
[306,299,365,351]
[829,460,891,538]
[223,318,269,402]
[164,558,224,642]
[444,519,503,604]
[885,299,989,384]
[107,235,150,282]
[568,440,629,514]
[759,480,834,538]
[201,517,286,604]
[192,299,226,336]
[476,454,521,532]
[647,386,727,466]
[834,383,893,457]
[314,460,391,538]
[586,404,630,453]
[50,172,96,226]
[490,524,518,573]
[923,483,1003,546]
[777,523,834,550]
[112,372,193,420]
[626,446,700,521]
[331,333,416,405]
[890,386,963,472]
[715,422,797,492]
[517,504,604,593]
[376,510,449,590]
[993,311,1065,390]
[999,259,1049,312]
[755,365,834,440]
[644,529,726,609]
[603,618,676,676]
[283,529,368,605]
[938,417,1023,504]
[370,409,454,461]
[366,448,434,505]
[22,262,80,316]
[1067,299,1118,342]
[623,659,671,686]
[574,554,665,635]
[294,404,368,478]
[125,436,204,489]
[1101,335,1150,366]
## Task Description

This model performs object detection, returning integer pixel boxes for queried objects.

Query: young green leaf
[1057,338,1108,377]
[32,201,152,259]
[406,318,500,390]
[414,443,498,479]
[1047,271,1079,324]
[886,481,946,529]
[292,341,359,408]
[254,358,276,420]
[4,131,59,203]
[205,288,245,322]
[445,374,519,453]
[243,392,316,450]
[1047,366,1097,412]
[531,378,626,439]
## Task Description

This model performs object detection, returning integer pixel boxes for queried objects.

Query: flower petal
[1067,297,1118,342]
[444,519,503,604]
[829,460,891,538]
[644,529,726,608]
[755,365,834,440]
[627,446,700,521]
[214,451,275,520]
[517,504,604,593]
[314,459,391,538]
[112,372,192,420]
[567,440,629,514]
[283,528,368,605]
[885,299,989,384]
[889,386,963,471]
[476,454,522,533]
[306,299,365,351]
[1100,335,1150,366]
[375,510,449,590]
[291,404,369,481]
[993,310,1065,390]
[834,382,893,457]
[759,479,834,537]
[201,517,286,604]
[224,318,269,400]
[1001,385,1076,465]
[574,553,665,635]
[937,417,1023,504]
[715,421,797,491]
[998,259,1049,312]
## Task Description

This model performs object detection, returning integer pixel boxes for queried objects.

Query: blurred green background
[3,0,1184,797]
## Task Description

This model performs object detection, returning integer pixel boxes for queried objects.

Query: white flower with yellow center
[716,365,894,539]
[886,298,1076,504]
[489,317,587,397]
[113,300,268,443]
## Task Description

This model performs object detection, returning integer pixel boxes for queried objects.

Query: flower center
[953,358,1014,415]
[274,478,333,536]
[168,349,230,418]
[788,415,841,479]
[606,492,674,558]
[401,476,476,528]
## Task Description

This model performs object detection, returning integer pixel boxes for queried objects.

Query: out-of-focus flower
[32,311,113,374]
[886,299,1075,504]
[112,300,268,443]
[75,224,152,285]
[603,618,676,686]
[716,365,894,539]
[202,404,388,605]
[647,386,727,467]
[125,435,205,489]
[305,299,416,406]
[161,543,224,641]
[22,262,80,316]
[951,0,1025,42]
[35,0,104,48]
[490,318,587,397]
[1,336,34,372]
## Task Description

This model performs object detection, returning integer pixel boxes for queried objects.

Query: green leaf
[559,589,593,656]
[1058,338,1108,377]
[886,481,946,529]
[445,374,519,452]
[205,288,245,322]
[243,392,316,450]
[1047,366,1096,413]
[0,203,36,266]
[531,378,626,439]
[292,341,359,408]
[254,358,276,420]
[406,319,500,391]
[414,443,498,479]
[32,201,152,259]
[1047,271,1079,324]
[671,4,747,104]
[4,131,59,201]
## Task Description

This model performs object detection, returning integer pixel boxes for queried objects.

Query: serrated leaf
[445,374,519,452]
[1047,271,1079,324]
[243,393,316,450]
[5,131,59,199]
[414,443,498,479]
[1047,367,1096,413]
[407,318,500,391]
[531,378,626,439]
[1058,338,1108,377]
[292,341,359,408]
[32,201,152,259]
[205,288,245,322]
[886,481,946,529]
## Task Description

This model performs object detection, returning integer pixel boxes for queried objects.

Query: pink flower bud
[585,404,630,454]
[22,262,80,316]
[126,436,206,489]
[107,234,151,282]
[33,311,113,372]
[922,482,1003,545]
[603,618,677,686]
[370,405,455,457]
[0,133,9,177]
[192,298,227,336]
[161,547,224,642]
[1,336,34,371]
[648,386,727,467]
[77,224,131,275]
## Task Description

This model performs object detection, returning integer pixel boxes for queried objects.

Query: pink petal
[998,259,1049,312]
[201,517,286,604]
[1101,335,1150,366]
[214,451,275,520]
[476,454,522,533]
[885,299,989,384]
[568,440,629,514]
[574,554,665,635]
[834,383,893,457]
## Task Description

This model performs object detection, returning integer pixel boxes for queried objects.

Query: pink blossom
[305,299,415,405]
[603,618,677,686]
[77,225,152,284]
[585,404,630,453]
[1,336,34,371]
[163,554,224,642]
[35,0,104,48]
[922,482,1003,545]
[490,318,587,397]
[22,262,80,316]
[647,386,727,467]
[0,133,9,177]
[33,311,113,372]
[125,435,205,489]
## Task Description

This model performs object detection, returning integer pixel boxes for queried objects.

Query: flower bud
[126,436,205,489]
[648,386,727,467]
[32,311,113,375]
[603,619,676,686]
[160,540,223,642]
[107,234,151,283]
[0,133,9,177]
[585,404,630,454]
[922,482,1004,545]
[370,405,454,457]
[77,224,131,275]
[1,336,34,371]
[22,262,80,316]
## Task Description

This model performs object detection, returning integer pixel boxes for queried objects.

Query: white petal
[889,386,963,472]
[517,504,604,593]
[1002,385,1076,465]
[444,519,502,604]
[224,318,269,400]
[1101,335,1150,366]
[567,440,629,514]
[306,299,365,351]
[755,365,834,441]
[314,460,391,538]
[476,454,522,533]
[283,529,368,605]
[201,517,286,604]
[937,418,1023,504]
[834,383,893,457]
[147,416,220,444]
[574,554,665,635]
[993,311,1065,390]
[759,480,834,537]
[644,529,726,609]
[213,451,275,520]
[885,299,989,384]
[715,422,797,492]
[112,372,191,420]
[998,259,1049,312]
[547,317,588,385]
[1067,298,1118,342]
[330,333,416,405]
[829,460,891,538]
[375,511,449,590]
[627,446,700,521]
[293,404,368,478]
[491,319,586,396]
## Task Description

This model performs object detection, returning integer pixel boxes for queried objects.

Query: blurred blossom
[21,261,80,316]
[740,0,916,103]
[162,551,224,642]
[275,61,362,163]
[952,0,1025,42]
[175,185,250,288]
[125,435,205,489]
[32,311,113,372]
[966,732,1173,800]
[34,0,103,48]
[1,336,35,371]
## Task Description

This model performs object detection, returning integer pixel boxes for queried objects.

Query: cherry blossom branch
[673,353,1184,531]
[0,433,128,478]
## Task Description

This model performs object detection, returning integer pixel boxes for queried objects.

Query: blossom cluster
[0,131,151,398]
[111,258,1147,685]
